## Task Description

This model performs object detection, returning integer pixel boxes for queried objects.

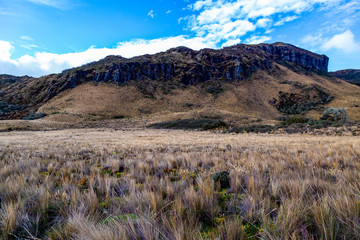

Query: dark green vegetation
[23,112,47,120]
[273,86,334,114]
[149,118,228,130]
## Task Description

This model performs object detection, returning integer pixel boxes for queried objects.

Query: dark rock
[258,43,329,72]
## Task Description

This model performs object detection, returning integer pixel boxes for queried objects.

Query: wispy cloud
[147,10,155,18]
[24,0,73,10]
[274,15,298,26]
[20,36,34,41]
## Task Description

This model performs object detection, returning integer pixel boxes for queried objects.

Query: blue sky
[0,0,359,77]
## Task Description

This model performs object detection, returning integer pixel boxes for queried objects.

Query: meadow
[0,128,359,239]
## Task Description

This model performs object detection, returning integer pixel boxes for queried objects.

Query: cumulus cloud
[0,36,215,77]
[322,30,360,53]
[0,40,14,61]
[186,0,347,46]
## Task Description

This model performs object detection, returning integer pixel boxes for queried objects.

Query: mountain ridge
[1,42,359,122]
[330,69,360,86]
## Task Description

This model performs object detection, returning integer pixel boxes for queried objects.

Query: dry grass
[0,128,359,239]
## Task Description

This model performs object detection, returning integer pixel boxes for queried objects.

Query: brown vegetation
[0,129,359,239]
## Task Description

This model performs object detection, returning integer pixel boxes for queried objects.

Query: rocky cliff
[0,42,330,119]
[62,42,328,87]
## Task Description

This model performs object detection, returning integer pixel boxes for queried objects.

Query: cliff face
[59,42,328,88]
[257,44,329,72]
[0,42,330,119]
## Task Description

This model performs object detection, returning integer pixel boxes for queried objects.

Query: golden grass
[0,128,359,239]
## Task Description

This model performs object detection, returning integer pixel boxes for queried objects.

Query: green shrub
[283,115,310,125]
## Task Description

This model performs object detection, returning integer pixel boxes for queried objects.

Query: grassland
[0,128,359,239]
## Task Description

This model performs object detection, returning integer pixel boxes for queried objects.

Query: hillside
[330,69,360,86]
[1,42,359,123]
[0,74,32,89]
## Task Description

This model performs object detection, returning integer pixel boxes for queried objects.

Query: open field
[0,128,359,239]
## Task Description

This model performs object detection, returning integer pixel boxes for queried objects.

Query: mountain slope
[1,42,359,122]
[330,69,360,86]
[0,75,32,89]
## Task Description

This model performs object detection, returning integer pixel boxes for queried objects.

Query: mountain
[330,69,360,86]
[1,42,359,122]
[0,74,32,89]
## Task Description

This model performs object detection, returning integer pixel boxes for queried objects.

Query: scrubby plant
[321,107,348,122]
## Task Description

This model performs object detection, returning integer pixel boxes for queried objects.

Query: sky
[0,0,359,77]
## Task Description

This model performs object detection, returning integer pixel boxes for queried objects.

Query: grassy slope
[37,65,360,123]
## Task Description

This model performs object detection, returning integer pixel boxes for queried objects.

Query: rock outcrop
[257,43,329,72]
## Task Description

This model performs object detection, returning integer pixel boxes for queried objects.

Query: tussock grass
[0,129,359,239]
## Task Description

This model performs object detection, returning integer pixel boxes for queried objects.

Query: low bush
[23,112,47,120]
[321,108,348,122]
[149,118,228,130]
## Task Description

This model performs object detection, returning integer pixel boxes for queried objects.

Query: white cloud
[20,36,34,41]
[302,33,324,47]
[322,30,360,53]
[245,35,272,44]
[191,0,214,11]
[274,15,298,26]
[221,39,241,48]
[0,40,14,61]
[147,10,155,18]
[186,0,349,47]
[256,18,272,28]
[0,36,215,77]
[24,0,72,9]
[21,44,39,50]
[166,10,171,14]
